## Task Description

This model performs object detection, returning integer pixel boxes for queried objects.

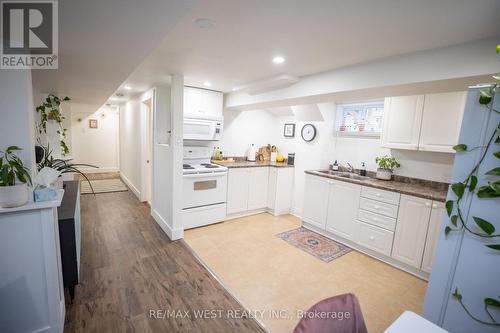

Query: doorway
[141,97,154,203]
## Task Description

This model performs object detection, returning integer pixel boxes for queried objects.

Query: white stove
[182,146,227,229]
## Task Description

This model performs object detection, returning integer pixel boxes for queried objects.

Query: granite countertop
[212,160,294,168]
[305,170,448,202]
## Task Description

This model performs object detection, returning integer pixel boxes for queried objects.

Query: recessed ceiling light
[272,56,285,64]
[203,81,212,87]
[124,85,132,90]
[195,18,215,30]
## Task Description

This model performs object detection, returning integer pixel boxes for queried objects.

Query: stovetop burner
[201,163,220,168]
[183,164,195,170]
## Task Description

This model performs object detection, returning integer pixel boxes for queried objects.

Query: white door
[226,168,250,215]
[419,91,467,153]
[325,180,361,240]
[381,95,424,150]
[421,201,445,273]
[302,175,330,229]
[392,195,432,268]
[247,167,269,210]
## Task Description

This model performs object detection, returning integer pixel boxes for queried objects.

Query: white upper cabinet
[302,175,330,229]
[381,95,424,150]
[421,201,445,273]
[325,180,361,241]
[391,195,432,268]
[184,87,223,120]
[418,91,467,153]
[381,92,466,153]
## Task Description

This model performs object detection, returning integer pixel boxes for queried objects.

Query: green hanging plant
[444,44,500,327]
[36,94,71,156]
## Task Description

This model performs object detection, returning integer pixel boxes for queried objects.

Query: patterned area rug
[277,227,352,262]
[80,178,128,194]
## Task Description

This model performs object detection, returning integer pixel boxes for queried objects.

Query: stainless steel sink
[316,170,370,181]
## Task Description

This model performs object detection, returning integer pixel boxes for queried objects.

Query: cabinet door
[302,175,330,229]
[419,91,467,153]
[184,87,223,120]
[226,169,249,215]
[267,167,277,211]
[381,95,424,150]
[421,201,445,273]
[325,180,361,240]
[247,167,269,210]
[391,195,432,268]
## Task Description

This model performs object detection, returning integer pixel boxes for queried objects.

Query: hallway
[64,185,265,332]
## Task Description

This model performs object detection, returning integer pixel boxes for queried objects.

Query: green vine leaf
[486,244,500,251]
[497,44,500,53]
[494,151,500,159]
[453,144,467,152]
[469,175,478,192]
[477,182,500,198]
[473,217,495,235]
[452,288,462,301]
[452,182,466,199]
[479,90,492,105]
[450,215,458,227]
[445,200,454,217]
[484,298,500,307]
[445,226,452,237]
[485,167,500,176]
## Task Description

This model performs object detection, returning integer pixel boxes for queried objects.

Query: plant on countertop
[36,94,71,156]
[36,140,96,194]
[0,146,32,186]
[375,155,401,171]
[444,44,500,327]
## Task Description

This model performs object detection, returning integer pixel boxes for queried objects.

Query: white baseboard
[151,209,184,240]
[290,207,302,219]
[120,173,141,200]
[78,167,119,174]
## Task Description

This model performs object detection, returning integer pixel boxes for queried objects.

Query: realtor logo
[1,0,58,69]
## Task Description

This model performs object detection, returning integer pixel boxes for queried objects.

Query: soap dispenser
[360,162,367,176]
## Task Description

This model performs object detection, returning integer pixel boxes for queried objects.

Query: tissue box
[34,187,58,202]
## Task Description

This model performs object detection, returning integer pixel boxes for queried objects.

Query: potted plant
[0,146,32,208]
[375,155,400,180]
[35,94,71,156]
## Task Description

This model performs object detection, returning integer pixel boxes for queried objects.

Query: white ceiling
[124,0,500,94]
[31,0,197,110]
[32,0,500,110]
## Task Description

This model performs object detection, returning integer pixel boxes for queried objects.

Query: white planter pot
[376,168,393,180]
[0,183,29,208]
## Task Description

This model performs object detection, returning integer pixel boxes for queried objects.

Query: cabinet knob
[432,203,437,208]
[374,205,380,209]
[376,193,381,197]
[425,202,431,207]
[373,217,378,221]
[369,236,375,241]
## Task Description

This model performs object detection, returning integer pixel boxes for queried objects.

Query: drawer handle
[369,236,375,241]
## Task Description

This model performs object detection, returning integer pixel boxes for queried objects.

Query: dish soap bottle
[360,162,367,176]
[247,144,256,162]
[331,160,339,171]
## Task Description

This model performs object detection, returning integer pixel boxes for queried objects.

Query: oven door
[182,172,227,209]
[183,118,216,140]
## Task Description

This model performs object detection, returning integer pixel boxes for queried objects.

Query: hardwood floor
[64,189,265,333]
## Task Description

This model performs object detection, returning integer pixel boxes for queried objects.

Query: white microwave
[183,118,223,141]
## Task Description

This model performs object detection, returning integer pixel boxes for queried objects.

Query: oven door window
[193,180,217,190]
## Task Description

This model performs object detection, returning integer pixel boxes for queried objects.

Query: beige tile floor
[184,213,427,333]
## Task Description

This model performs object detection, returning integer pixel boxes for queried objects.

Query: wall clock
[301,124,317,142]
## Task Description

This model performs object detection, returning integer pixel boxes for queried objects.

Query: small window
[335,101,384,137]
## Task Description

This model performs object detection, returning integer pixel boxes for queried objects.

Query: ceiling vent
[233,74,299,95]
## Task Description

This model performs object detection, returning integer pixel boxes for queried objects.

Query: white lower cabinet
[302,174,330,229]
[355,221,394,256]
[325,180,360,241]
[226,168,250,215]
[247,167,269,210]
[227,166,291,217]
[391,195,432,268]
[421,202,445,273]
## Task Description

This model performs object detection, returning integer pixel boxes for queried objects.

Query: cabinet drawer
[359,197,399,218]
[356,221,394,256]
[357,209,396,231]
[361,186,400,205]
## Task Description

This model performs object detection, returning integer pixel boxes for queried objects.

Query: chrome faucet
[346,162,355,173]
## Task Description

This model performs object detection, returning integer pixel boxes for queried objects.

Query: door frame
[140,89,155,203]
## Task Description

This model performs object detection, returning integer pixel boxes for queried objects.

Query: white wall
[71,105,119,172]
[220,101,455,216]
[0,70,36,177]
[119,100,142,197]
